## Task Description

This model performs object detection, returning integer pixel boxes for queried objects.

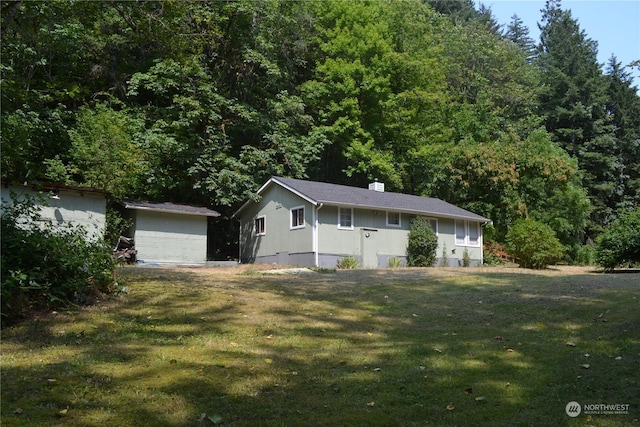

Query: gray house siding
[1,183,106,241]
[317,207,411,268]
[235,177,489,268]
[239,184,314,265]
[121,201,220,266]
[132,210,208,265]
[432,218,483,266]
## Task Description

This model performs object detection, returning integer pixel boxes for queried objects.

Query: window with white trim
[428,218,438,235]
[291,206,305,229]
[455,220,480,246]
[254,216,266,236]
[468,222,479,246]
[386,211,401,227]
[338,207,353,229]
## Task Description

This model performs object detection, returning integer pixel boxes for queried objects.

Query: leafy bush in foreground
[407,216,438,267]
[1,194,118,324]
[506,218,564,269]
[596,208,640,271]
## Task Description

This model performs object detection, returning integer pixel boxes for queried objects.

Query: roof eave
[314,200,490,222]
[124,204,220,217]
[233,176,318,218]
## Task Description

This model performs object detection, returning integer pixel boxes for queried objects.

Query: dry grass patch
[2,266,638,426]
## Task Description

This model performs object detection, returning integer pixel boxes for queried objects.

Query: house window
[338,207,353,229]
[291,206,305,229]
[455,220,466,245]
[455,220,480,246]
[254,216,265,236]
[428,218,438,235]
[468,222,479,246]
[386,211,401,227]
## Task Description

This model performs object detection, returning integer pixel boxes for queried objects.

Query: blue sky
[482,0,640,86]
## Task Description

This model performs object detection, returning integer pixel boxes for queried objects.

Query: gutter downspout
[314,203,324,267]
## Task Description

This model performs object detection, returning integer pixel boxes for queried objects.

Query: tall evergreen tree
[605,56,640,210]
[536,0,614,235]
[504,14,536,62]
[424,0,478,24]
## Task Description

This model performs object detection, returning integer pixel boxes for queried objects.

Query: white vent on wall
[368,180,384,192]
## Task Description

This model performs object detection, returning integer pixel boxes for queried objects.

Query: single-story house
[120,201,220,266]
[233,177,491,268]
[1,181,106,241]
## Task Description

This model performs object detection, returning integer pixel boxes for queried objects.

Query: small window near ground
[387,211,401,227]
[255,216,265,236]
[291,206,305,229]
[338,207,353,229]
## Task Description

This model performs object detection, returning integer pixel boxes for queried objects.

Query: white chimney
[368,179,384,192]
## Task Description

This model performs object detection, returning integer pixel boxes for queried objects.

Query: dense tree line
[2,0,639,261]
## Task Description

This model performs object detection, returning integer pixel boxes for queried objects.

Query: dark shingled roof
[238,177,490,222]
[123,201,220,217]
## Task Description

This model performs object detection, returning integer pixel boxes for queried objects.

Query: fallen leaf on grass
[566,342,576,347]
[446,403,456,410]
[506,348,515,353]
[264,358,273,364]
[475,396,486,401]
[57,408,69,417]
[581,364,591,369]
[367,401,376,407]
[615,356,622,361]
[12,408,23,415]
[464,387,473,395]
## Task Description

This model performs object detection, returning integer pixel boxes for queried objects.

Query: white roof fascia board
[232,177,318,218]
[313,201,487,222]
[271,177,319,206]
[124,204,218,217]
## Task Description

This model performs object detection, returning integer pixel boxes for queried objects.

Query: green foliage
[407,217,438,267]
[595,208,640,271]
[573,244,597,266]
[439,243,449,267]
[387,257,402,269]
[462,248,471,267]
[2,0,639,263]
[336,256,359,269]
[105,206,134,249]
[422,129,590,245]
[45,103,147,199]
[483,242,508,265]
[505,218,564,269]
[1,194,119,323]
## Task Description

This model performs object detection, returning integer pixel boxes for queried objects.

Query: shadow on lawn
[1,267,638,426]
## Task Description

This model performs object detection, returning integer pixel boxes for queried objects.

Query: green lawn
[1,266,638,426]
